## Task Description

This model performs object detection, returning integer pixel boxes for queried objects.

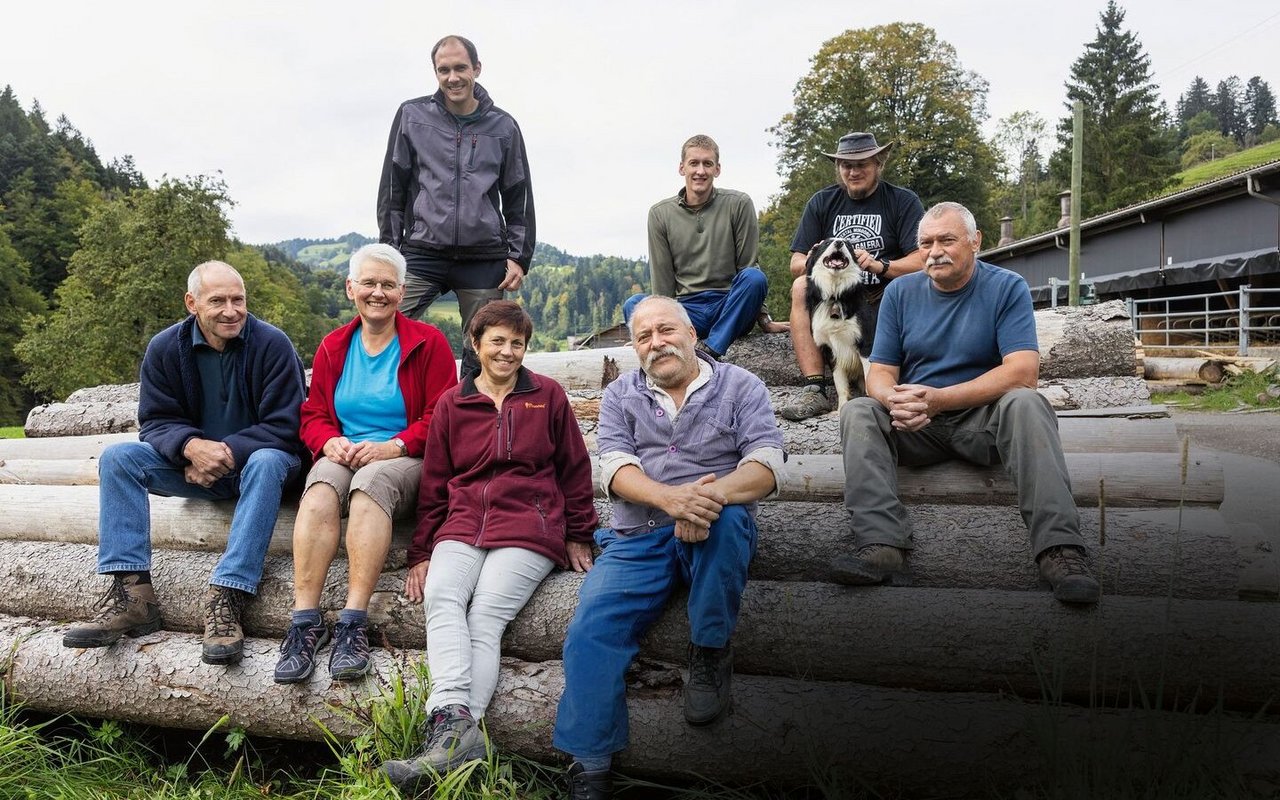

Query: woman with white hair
[274,243,457,684]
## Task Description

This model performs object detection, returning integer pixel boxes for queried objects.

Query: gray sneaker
[381,704,488,790]
[63,573,162,648]
[1037,545,1101,604]
[779,384,833,421]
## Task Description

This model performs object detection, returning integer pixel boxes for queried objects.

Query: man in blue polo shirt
[63,261,308,665]
[832,202,1099,605]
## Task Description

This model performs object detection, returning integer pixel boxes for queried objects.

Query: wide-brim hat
[822,131,894,161]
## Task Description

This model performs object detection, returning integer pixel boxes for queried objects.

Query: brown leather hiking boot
[63,573,162,648]
[202,585,249,665]
[1037,545,1101,604]
[829,544,911,586]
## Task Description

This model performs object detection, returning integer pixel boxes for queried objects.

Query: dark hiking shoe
[830,544,911,586]
[568,762,614,800]
[779,384,833,421]
[202,585,248,665]
[63,574,162,648]
[683,642,733,726]
[328,621,372,681]
[381,704,488,789]
[694,340,722,361]
[1038,545,1101,604]
[273,620,330,684]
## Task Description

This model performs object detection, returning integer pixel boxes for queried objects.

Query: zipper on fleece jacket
[469,134,477,169]
[453,129,463,247]
[474,404,515,546]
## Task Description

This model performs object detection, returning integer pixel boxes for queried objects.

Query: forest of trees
[2,1,1277,425]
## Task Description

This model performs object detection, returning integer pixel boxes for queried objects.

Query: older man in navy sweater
[64,261,307,666]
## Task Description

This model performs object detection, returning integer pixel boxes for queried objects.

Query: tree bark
[1035,300,1141,379]
[4,540,1274,704]
[1,616,1276,794]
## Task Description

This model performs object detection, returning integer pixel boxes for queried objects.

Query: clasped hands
[884,384,938,433]
[664,474,725,543]
[322,436,400,468]
[183,438,235,488]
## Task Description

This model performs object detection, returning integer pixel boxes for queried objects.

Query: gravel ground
[1168,408,1280,465]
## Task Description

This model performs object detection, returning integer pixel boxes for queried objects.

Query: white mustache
[644,345,685,370]
[927,257,954,267]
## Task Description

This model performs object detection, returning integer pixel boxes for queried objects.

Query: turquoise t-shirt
[334,330,408,442]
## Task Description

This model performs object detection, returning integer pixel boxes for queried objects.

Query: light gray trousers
[423,540,554,717]
[840,388,1085,557]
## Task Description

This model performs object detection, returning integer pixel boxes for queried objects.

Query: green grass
[1156,367,1279,411]
[1169,139,1280,191]
[0,427,22,439]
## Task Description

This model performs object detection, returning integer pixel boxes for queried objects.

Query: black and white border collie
[804,238,870,410]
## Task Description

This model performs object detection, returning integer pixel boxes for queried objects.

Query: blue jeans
[552,505,756,759]
[96,442,301,594]
[623,267,768,355]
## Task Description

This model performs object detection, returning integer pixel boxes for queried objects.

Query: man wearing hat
[779,132,926,421]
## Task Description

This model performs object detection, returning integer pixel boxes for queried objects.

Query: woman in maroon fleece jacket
[381,300,596,789]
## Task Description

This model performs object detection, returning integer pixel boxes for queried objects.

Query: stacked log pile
[4,301,1279,794]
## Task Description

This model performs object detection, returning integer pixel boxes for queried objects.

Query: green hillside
[1170,139,1280,191]
[269,232,374,270]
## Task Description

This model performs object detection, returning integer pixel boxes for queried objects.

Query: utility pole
[1069,101,1083,306]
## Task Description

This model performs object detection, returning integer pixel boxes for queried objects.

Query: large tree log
[1,617,1276,794]
[0,494,1261,600]
[4,540,1275,704]
[0,446,1225,507]
[6,412,1186,469]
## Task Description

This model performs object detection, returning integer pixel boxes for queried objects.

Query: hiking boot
[683,642,733,726]
[273,620,331,684]
[63,573,162,648]
[1038,545,1101,604]
[381,704,488,790]
[568,762,614,800]
[328,621,372,681]
[779,384,833,421]
[830,544,911,586]
[202,585,248,665]
[694,340,722,361]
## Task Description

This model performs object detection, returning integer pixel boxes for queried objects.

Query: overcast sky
[3,1,1278,260]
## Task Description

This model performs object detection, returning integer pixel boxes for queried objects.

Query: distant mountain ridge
[267,232,376,271]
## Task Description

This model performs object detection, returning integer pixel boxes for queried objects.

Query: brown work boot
[829,544,910,586]
[1037,545,1101,605]
[779,384,833,421]
[202,585,249,665]
[63,573,162,648]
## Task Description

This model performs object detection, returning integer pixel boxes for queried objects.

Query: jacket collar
[459,365,537,399]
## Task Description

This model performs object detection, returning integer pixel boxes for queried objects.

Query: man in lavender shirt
[552,296,785,799]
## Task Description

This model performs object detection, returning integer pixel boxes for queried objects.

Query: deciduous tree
[761,23,996,313]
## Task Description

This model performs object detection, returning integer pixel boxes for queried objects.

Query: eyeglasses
[355,279,401,293]
[837,160,876,173]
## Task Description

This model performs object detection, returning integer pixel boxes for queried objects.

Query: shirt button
[669,445,677,453]
[648,520,656,527]
[656,409,664,417]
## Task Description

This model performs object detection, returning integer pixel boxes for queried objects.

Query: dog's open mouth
[823,253,849,270]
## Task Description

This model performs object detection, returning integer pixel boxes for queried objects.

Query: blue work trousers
[623,267,767,355]
[96,441,300,594]
[552,505,756,759]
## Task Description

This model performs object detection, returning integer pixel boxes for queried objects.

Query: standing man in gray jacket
[378,34,535,377]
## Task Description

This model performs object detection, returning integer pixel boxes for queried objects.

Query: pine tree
[1043,1,1176,220]
[1243,77,1278,140]
[1176,76,1214,129]
[1214,76,1247,143]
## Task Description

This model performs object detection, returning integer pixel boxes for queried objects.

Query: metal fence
[1128,285,1280,355]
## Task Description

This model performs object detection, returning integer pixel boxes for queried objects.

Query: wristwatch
[878,257,891,276]
[392,437,407,457]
